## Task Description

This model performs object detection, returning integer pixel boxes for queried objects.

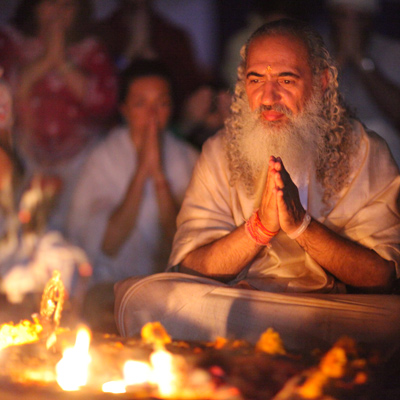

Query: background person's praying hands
[18,1,88,103]
[136,116,165,184]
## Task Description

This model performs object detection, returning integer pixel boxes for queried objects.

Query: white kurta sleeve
[168,132,237,269]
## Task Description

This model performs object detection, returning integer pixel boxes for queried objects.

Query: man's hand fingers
[275,169,306,235]
[258,156,280,232]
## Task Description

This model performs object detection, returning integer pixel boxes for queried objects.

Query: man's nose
[260,81,281,106]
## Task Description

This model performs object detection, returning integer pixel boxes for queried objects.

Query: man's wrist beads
[245,209,279,246]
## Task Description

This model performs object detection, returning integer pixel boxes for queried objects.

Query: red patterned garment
[0,25,118,165]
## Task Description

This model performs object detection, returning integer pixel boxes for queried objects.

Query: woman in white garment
[67,59,199,332]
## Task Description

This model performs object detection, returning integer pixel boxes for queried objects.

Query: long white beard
[229,90,326,190]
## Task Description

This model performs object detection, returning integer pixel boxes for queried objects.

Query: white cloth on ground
[67,127,198,285]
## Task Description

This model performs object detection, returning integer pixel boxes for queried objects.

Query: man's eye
[281,79,293,85]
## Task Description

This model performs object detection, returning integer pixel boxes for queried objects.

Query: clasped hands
[136,116,165,183]
[258,156,307,238]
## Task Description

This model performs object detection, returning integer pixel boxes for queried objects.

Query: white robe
[168,120,400,292]
[67,127,198,284]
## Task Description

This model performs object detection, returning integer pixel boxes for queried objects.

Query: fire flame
[0,270,65,352]
[102,359,153,394]
[56,326,91,391]
[150,348,178,396]
[0,316,43,350]
[0,273,246,399]
[123,359,153,386]
[101,322,187,396]
[102,347,181,396]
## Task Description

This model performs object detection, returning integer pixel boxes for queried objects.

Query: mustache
[255,104,293,117]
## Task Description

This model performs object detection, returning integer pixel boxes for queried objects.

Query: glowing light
[56,326,91,391]
[124,360,152,385]
[150,348,176,396]
[102,380,126,394]
[0,318,42,350]
[102,348,181,396]
[102,359,153,394]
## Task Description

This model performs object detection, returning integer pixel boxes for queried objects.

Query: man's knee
[114,272,224,338]
[114,273,185,336]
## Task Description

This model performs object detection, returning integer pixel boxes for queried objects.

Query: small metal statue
[40,270,65,349]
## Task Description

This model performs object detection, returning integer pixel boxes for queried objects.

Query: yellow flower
[320,347,347,378]
[297,370,329,399]
[255,327,286,355]
[141,321,172,346]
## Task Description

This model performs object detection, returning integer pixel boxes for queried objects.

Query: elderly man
[115,19,400,351]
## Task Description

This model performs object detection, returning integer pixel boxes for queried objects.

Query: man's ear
[321,68,329,92]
